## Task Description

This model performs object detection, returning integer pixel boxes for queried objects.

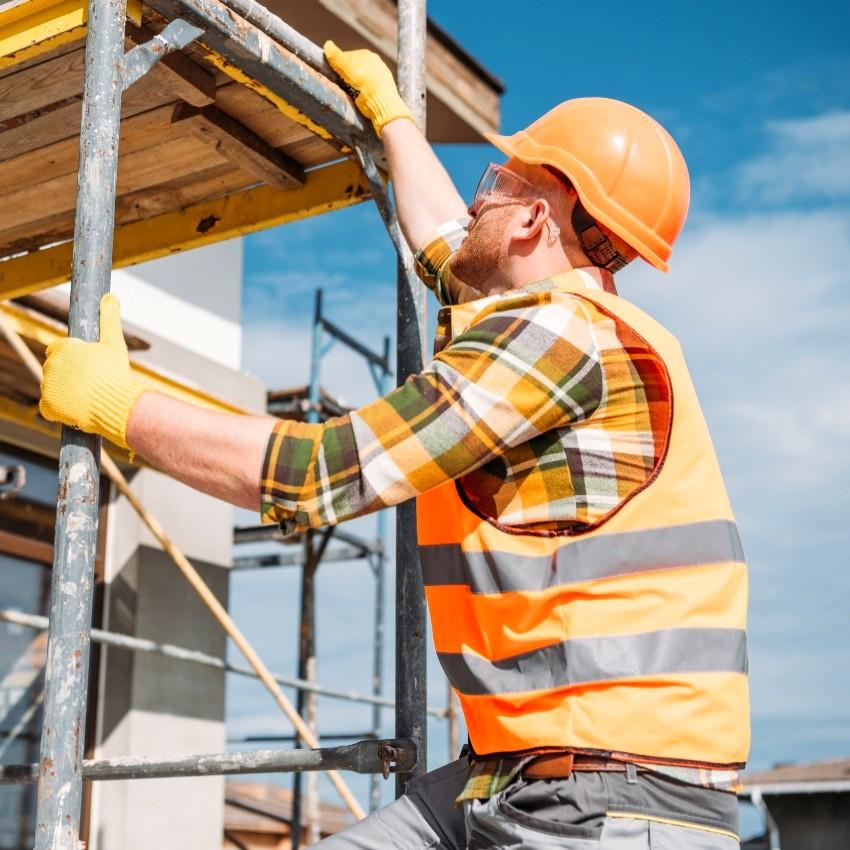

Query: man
[40,41,749,850]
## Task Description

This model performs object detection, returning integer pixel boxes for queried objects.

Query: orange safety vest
[417,279,749,767]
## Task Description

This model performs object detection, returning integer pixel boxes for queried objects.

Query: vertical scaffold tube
[369,337,391,811]
[394,0,428,798]
[34,0,128,847]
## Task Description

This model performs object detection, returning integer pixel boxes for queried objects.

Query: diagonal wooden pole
[0,309,366,821]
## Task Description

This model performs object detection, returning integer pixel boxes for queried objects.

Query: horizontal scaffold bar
[0,301,248,416]
[0,610,447,718]
[0,158,371,299]
[232,546,368,569]
[233,523,381,551]
[0,738,417,784]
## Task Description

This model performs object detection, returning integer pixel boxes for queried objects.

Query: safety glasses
[469,163,561,243]
[470,163,538,216]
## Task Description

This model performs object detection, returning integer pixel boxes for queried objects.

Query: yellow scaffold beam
[0,158,371,300]
[0,301,248,447]
[0,0,142,68]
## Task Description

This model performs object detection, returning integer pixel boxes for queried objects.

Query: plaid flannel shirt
[261,219,663,533]
[260,218,739,797]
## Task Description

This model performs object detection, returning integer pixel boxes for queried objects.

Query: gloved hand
[324,39,414,136]
[40,294,147,449]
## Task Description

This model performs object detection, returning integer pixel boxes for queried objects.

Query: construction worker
[40,40,749,850]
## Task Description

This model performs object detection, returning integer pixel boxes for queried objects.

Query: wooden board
[0,5,356,260]
[0,163,260,256]
[0,133,229,250]
[213,83,339,157]
[0,69,180,163]
[113,162,258,224]
[172,103,305,190]
[0,103,181,194]
[0,38,86,123]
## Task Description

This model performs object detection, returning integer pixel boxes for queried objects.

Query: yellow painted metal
[0,394,60,441]
[0,158,371,299]
[0,0,141,68]
[0,301,249,417]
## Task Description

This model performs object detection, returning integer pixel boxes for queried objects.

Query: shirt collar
[511,266,615,296]
[449,265,617,306]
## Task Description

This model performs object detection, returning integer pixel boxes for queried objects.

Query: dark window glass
[0,447,58,545]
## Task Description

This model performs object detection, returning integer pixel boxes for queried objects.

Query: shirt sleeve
[260,295,604,535]
[413,217,471,305]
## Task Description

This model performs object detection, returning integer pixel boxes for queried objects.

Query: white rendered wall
[60,240,245,370]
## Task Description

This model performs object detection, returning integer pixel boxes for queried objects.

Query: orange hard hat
[485,98,690,272]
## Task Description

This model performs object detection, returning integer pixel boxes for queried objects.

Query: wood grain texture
[0,43,85,122]
[0,71,178,162]
[0,162,259,257]
[0,13,355,258]
[0,134,227,248]
[126,21,216,107]
[172,102,305,189]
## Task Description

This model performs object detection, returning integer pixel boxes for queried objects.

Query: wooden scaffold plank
[172,102,305,189]
[0,157,371,298]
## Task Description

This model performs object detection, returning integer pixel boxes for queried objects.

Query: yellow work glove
[39,294,147,449]
[324,39,414,136]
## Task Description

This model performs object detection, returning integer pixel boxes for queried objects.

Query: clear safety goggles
[469,163,561,242]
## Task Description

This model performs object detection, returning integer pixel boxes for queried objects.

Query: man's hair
[542,165,575,194]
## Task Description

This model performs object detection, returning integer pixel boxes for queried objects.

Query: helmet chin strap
[571,200,630,273]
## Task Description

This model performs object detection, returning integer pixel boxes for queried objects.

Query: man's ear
[512,199,550,243]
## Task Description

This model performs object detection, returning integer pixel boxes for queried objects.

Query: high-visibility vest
[417,278,749,766]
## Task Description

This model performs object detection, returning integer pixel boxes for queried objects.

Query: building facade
[0,240,266,850]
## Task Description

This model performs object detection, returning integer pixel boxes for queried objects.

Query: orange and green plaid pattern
[260,220,666,535]
[262,221,738,795]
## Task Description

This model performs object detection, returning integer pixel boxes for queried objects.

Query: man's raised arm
[324,41,468,252]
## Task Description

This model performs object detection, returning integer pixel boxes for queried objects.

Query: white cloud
[737,111,850,204]
[619,134,850,768]
[626,206,850,498]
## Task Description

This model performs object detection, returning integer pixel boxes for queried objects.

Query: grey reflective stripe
[438,627,748,696]
[420,519,744,593]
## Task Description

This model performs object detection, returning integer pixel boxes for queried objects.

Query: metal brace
[0,465,25,501]
[378,741,406,780]
[122,18,206,91]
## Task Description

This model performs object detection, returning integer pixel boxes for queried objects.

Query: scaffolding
[0,0,465,846]
[233,286,395,837]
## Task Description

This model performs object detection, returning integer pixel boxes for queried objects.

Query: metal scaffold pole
[292,303,323,849]
[394,0,429,797]
[369,337,391,811]
[34,0,128,846]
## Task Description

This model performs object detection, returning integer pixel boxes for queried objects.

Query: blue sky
[229,0,850,815]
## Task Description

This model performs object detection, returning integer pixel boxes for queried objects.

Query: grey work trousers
[314,758,741,849]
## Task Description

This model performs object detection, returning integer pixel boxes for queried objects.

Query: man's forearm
[126,391,274,511]
[381,118,468,251]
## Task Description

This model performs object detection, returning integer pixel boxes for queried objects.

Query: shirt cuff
[413,217,470,305]
[259,418,323,534]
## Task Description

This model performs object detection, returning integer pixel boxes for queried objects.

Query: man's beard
[448,208,513,293]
